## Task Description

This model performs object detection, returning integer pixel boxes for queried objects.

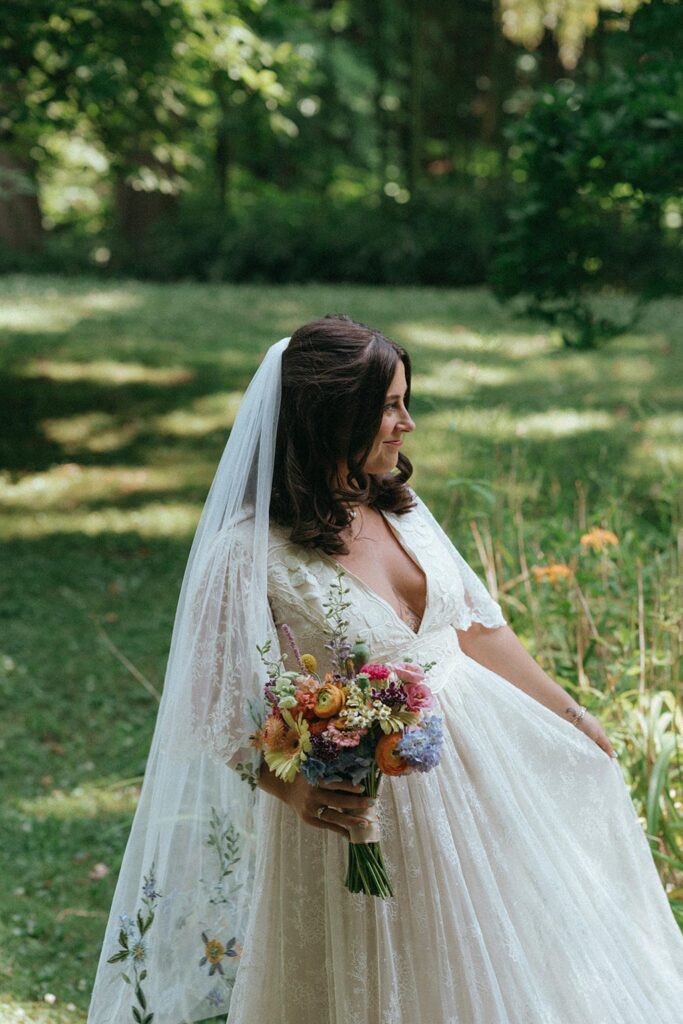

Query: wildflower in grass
[580,527,619,553]
[532,562,572,585]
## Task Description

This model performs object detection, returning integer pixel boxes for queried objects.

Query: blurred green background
[1,0,683,1020]
[1,0,682,343]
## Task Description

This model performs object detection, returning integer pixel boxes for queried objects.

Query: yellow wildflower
[580,527,619,553]
[301,653,317,673]
[532,562,572,585]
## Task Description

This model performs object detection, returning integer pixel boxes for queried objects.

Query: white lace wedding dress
[226,500,683,1024]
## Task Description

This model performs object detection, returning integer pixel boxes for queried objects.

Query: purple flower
[370,681,406,708]
[396,715,444,772]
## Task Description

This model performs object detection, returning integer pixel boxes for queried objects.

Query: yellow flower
[301,653,317,673]
[580,527,619,553]
[532,562,572,585]
[263,710,312,782]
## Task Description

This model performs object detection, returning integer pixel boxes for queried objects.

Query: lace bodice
[267,502,505,693]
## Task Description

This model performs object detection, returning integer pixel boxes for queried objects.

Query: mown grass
[1,275,682,1021]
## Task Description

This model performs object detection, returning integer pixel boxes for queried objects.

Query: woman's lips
[384,440,403,446]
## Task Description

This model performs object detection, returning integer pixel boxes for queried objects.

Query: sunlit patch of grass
[0,464,181,511]
[644,414,683,438]
[627,438,683,476]
[513,408,617,438]
[40,413,142,454]
[19,782,140,822]
[0,996,85,1023]
[419,406,618,440]
[21,358,194,387]
[413,358,516,397]
[153,390,243,437]
[0,500,201,539]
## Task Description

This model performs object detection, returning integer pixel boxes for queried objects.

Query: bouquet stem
[344,766,394,899]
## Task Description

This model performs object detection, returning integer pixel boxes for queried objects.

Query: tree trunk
[213,71,232,215]
[0,149,44,250]
[113,155,177,267]
[408,0,426,192]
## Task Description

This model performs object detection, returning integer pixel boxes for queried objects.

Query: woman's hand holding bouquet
[251,570,444,898]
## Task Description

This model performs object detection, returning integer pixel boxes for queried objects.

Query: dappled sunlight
[419,406,618,440]
[41,413,141,454]
[644,413,683,438]
[0,285,141,335]
[1,501,201,540]
[153,390,243,437]
[484,334,552,358]
[396,321,555,359]
[397,323,496,352]
[21,358,194,387]
[414,359,518,398]
[0,304,81,333]
[0,996,84,1023]
[514,408,617,438]
[0,463,183,511]
[18,781,140,822]
[627,438,683,476]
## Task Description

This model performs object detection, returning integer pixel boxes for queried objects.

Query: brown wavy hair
[270,313,416,554]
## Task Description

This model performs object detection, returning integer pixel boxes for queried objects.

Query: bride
[88,315,683,1024]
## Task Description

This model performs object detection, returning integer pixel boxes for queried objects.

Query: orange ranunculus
[314,683,346,719]
[376,733,410,776]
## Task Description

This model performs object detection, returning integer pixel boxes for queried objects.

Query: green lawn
[1,275,682,1021]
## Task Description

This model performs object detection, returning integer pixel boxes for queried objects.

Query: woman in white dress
[88,316,683,1024]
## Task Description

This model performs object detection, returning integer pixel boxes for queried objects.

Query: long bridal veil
[88,337,290,1023]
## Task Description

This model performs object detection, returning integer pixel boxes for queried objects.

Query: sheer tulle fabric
[88,339,289,1023]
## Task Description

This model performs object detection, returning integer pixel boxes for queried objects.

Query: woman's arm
[456,622,617,758]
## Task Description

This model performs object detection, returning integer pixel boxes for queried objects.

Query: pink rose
[390,661,426,686]
[402,682,435,712]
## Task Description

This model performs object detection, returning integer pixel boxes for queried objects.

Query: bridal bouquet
[252,569,444,898]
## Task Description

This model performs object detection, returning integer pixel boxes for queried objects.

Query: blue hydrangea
[396,715,444,772]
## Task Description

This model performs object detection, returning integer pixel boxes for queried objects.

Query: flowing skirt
[227,650,683,1024]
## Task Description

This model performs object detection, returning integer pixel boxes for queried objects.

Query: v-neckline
[319,510,430,638]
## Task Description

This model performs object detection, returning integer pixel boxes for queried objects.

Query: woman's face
[363,358,416,474]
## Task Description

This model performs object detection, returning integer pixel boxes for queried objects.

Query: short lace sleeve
[410,488,507,632]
